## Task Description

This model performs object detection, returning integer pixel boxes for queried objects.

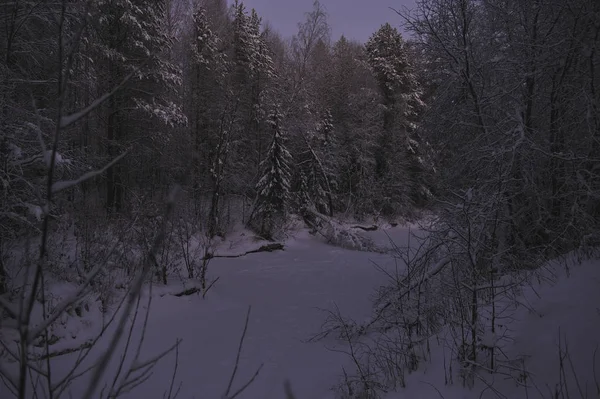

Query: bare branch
[26,265,103,344]
[59,60,148,129]
[227,364,263,399]
[51,151,127,194]
[0,295,19,319]
[81,185,181,399]
[0,362,19,392]
[223,306,263,399]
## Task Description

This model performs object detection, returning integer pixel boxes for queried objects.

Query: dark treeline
[0,0,432,258]
[1,0,598,285]
[409,0,600,257]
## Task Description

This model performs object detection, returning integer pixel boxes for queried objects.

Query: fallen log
[173,287,201,297]
[352,224,378,231]
[248,243,284,253]
[203,243,284,260]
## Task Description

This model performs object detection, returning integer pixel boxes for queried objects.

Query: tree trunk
[0,237,6,295]
[106,89,123,213]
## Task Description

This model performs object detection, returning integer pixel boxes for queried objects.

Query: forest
[1,0,599,398]
[1,0,433,249]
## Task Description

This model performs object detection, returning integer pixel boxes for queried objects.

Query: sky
[233,0,417,43]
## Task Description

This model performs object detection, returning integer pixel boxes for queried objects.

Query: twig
[594,345,600,397]
[0,296,18,319]
[419,380,446,399]
[223,306,263,399]
[165,341,182,399]
[130,339,182,375]
[59,60,149,129]
[228,364,263,399]
[224,306,252,397]
[27,262,103,344]
[564,336,585,399]
[108,291,145,397]
[51,151,127,193]
[0,363,19,393]
[283,380,297,399]
[202,276,220,299]
[81,186,180,399]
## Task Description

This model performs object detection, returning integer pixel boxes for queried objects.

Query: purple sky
[234,0,417,43]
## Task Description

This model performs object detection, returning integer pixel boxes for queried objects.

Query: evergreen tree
[250,106,292,239]
[92,0,186,212]
[365,23,429,213]
[188,4,228,202]
[229,1,275,195]
[328,35,383,215]
[230,1,275,84]
[191,6,223,69]
[365,23,424,129]
[303,109,336,215]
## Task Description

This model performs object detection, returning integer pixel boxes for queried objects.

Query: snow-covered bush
[302,207,378,252]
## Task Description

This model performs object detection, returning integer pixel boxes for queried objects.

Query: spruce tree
[250,106,292,239]
[230,1,275,195]
[188,4,228,205]
[92,0,186,212]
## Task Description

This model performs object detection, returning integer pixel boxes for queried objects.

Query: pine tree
[250,106,292,239]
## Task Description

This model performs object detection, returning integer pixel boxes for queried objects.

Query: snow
[27,204,43,221]
[7,143,22,159]
[5,225,600,399]
[396,255,600,399]
[33,226,402,399]
[43,150,72,167]
[491,257,600,398]
[480,330,497,349]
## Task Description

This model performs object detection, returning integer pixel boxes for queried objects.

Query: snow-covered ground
[134,230,399,399]
[399,254,600,399]
[6,224,599,399]
[42,227,408,399]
